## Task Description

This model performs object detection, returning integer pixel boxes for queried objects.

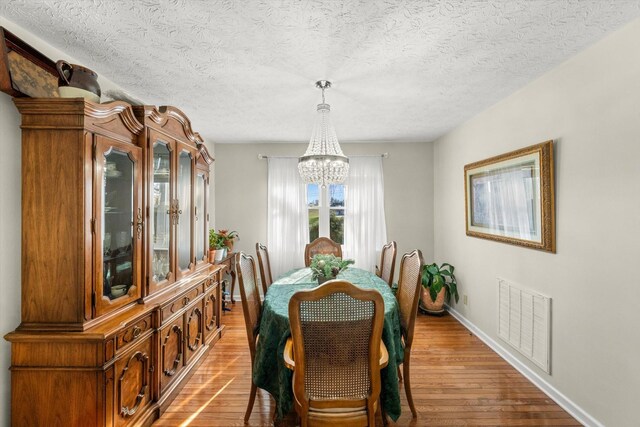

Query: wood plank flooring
[153,304,580,426]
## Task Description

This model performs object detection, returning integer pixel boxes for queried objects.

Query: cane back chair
[283,280,388,426]
[376,241,397,287]
[236,252,263,423]
[395,249,424,418]
[255,242,273,296]
[304,237,342,267]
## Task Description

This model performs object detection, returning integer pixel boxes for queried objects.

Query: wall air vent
[498,278,551,374]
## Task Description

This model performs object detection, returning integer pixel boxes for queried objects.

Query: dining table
[252,267,404,422]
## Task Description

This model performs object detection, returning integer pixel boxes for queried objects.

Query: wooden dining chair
[395,249,424,418]
[304,236,342,266]
[255,242,273,296]
[376,241,397,287]
[235,252,263,423]
[283,280,388,427]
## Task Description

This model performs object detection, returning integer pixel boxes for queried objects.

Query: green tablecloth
[252,267,404,421]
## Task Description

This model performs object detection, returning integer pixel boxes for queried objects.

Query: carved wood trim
[186,306,203,352]
[134,105,204,145]
[205,293,217,332]
[13,98,144,135]
[198,143,214,165]
[162,324,183,377]
[118,350,149,418]
[85,101,144,134]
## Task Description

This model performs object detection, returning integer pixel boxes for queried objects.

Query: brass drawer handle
[183,296,190,306]
[132,326,142,339]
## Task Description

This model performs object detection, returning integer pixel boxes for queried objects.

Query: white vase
[214,247,227,263]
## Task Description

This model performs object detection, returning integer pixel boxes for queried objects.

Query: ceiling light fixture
[298,80,349,187]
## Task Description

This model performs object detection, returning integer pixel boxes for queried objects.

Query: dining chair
[283,280,388,427]
[395,249,424,418]
[255,242,273,296]
[376,241,397,287]
[304,236,342,266]
[235,252,263,423]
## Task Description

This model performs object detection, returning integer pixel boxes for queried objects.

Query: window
[307,184,345,244]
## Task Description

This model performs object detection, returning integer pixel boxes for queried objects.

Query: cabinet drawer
[116,314,153,352]
[160,283,204,324]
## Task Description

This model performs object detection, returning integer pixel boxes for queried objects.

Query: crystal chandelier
[298,80,349,187]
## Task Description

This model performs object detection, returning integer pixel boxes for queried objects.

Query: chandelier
[298,80,349,187]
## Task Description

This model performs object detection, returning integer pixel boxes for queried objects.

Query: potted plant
[208,229,240,263]
[420,262,459,315]
[309,254,354,284]
[217,229,240,252]
[208,229,226,263]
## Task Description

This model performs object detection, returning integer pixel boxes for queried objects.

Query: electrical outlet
[463,294,468,305]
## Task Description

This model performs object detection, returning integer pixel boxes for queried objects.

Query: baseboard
[445,305,602,427]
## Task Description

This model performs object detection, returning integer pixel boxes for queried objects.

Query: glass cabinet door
[150,140,174,291]
[194,171,207,265]
[176,147,194,277]
[95,136,142,317]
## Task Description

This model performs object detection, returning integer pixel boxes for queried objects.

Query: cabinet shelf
[103,251,132,263]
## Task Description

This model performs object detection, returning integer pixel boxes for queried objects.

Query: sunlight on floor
[179,377,235,427]
[172,355,241,410]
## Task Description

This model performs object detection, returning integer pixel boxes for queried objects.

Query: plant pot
[208,250,217,263]
[317,275,336,285]
[226,241,234,252]
[420,287,446,315]
[214,247,227,263]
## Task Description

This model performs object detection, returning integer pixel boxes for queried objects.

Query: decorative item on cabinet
[4,98,223,427]
[209,228,238,263]
[0,26,59,98]
[55,59,101,102]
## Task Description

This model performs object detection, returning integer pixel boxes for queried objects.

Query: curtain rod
[258,153,388,160]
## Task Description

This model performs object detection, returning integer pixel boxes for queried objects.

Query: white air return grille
[498,278,551,373]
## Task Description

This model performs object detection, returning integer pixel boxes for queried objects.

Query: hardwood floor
[153,304,580,426]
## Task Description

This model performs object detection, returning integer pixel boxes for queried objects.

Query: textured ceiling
[2,1,640,143]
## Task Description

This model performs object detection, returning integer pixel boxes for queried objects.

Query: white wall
[433,18,640,427]
[0,16,148,427]
[214,141,434,291]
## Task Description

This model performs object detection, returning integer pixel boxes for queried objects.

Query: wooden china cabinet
[5,98,223,427]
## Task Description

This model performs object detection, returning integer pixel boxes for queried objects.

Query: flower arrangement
[209,229,239,250]
[309,254,354,282]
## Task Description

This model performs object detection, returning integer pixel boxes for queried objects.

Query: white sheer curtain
[267,158,309,278]
[343,157,387,272]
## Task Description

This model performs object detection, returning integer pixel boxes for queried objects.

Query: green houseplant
[209,229,239,251]
[420,263,459,315]
[309,254,354,284]
[208,229,235,263]
[209,229,225,250]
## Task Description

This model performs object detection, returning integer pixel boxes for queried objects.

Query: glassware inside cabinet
[152,142,171,282]
[102,149,134,300]
[177,151,192,270]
